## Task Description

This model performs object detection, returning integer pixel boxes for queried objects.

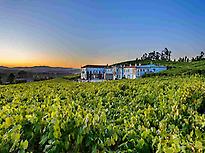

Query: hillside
[0,66,80,74]
[0,66,80,84]
[156,60,205,76]
[0,75,204,152]
[113,59,205,76]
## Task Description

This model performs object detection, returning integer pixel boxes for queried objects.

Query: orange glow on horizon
[0,52,83,68]
[0,62,81,68]
[0,50,115,68]
[0,57,81,68]
[0,53,114,68]
[0,60,113,68]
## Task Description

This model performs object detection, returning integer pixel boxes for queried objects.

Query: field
[0,75,205,152]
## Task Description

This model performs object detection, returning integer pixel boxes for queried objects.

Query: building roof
[81,65,107,68]
[81,64,167,69]
[137,64,167,68]
[123,64,167,68]
[124,66,136,68]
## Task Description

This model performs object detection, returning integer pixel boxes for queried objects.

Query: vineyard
[0,76,205,152]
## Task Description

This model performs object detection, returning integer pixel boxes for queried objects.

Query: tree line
[0,71,54,85]
[137,48,172,61]
[137,48,204,62]
[177,51,205,62]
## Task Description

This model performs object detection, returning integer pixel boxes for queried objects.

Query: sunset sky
[0,0,205,68]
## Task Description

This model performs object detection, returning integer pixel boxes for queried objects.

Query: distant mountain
[0,66,80,74]
[0,66,9,70]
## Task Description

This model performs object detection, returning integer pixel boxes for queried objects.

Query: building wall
[118,67,124,79]
[113,66,124,80]
[104,74,113,80]
[81,67,105,80]
[124,67,137,79]
[81,68,87,80]
[136,65,167,77]
[104,68,114,80]
[154,66,167,73]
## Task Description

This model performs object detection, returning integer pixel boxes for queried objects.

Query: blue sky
[0,0,205,67]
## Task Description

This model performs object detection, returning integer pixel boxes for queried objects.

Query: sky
[0,0,205,68]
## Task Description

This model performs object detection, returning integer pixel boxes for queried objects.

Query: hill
[0,66,80,84]
[113,59,205,76]
[0,66,80,74]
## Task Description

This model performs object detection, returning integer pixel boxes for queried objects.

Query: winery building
[81,64,167,81]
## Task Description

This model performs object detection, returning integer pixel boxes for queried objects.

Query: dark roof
[124,66,136,68]
[81,65,107,68]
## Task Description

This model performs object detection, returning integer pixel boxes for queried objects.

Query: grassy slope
[153,60,205,76]
[113,59,205,76]
[63,74,81,81]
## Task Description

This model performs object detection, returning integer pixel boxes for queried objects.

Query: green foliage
[115,60,205,77]
[0,76,205,152]
[156,60,205,76]
[63,74,81,81]
[7,73,15,84]
[0,76,2,85]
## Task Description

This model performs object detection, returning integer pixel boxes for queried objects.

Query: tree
[191,57,195,62]
[178,57,182,62]
[192,51,205,61]
[136,58,140,62]
[185,56,190,62]
[155,52,161,60]
[18,70,28,78]
[163,48,172,61]
[140,48,171,61]
[7,73,15,84]
[0,76,2,85]
[200,51,204,59]
[178,56,189,62]
[168,50,172,61]
[196,56,201,61]
[141,53,148,60]
[148,51,156,60]
[161,49,166,60]
[184,56,188,62]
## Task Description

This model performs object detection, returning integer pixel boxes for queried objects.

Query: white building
[81,65,106,80]
[136,64,167,77]
[104,67,114,80]
[124,64,137,79]
[81,64,167,81]
[113,65,124,80]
